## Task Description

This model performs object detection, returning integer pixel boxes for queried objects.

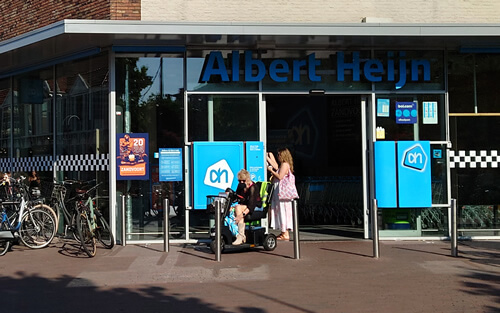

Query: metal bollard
[451,199,458,257]
[163,198,169,252]
[215,199,221,262]
[121,194,126,247]
[372,199,379,258]
[292,199,300,259]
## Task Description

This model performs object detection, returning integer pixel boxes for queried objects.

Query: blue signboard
[245,141,265,182]
[374,141,431,208]
[199,50,432,90]
[374,141,398,208]
[397,141,431,208]
[116,133,149,180]
[395,102,417,124]
[159,148,183,182]
[192,142,244,210]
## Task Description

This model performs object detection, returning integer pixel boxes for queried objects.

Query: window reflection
[188,94,259,142]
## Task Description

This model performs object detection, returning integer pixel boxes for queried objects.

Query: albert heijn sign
[199,50,431,89]
[374,141,431,208]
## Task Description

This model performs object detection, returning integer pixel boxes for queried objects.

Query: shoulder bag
[278,170,299,200]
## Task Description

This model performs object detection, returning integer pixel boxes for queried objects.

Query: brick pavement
[0,238,499,313]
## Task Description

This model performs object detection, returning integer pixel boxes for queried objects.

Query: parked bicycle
[48,180,80,240]
[0,176,57,256]
[73,181,114,257]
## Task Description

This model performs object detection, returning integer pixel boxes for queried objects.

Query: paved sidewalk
[0,238,499,313]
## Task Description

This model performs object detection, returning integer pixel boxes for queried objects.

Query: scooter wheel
[263,234,277,251]
[210,236,225,254]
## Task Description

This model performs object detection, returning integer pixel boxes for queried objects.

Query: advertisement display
[395,101,417,124]
[159,148,183,182]
[374,141,398,208]
[374,141,431,208]
[397,141,431,208]
[116,133,149,180]
[192,142,244,210]
[423,101,438,124]
[245,141,266,182]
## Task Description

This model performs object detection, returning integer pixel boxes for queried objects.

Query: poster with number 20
[116,133,149,180]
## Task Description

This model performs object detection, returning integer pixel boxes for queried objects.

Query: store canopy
[1,19,500,75]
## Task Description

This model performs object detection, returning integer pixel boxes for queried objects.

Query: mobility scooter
[207,183,277,253]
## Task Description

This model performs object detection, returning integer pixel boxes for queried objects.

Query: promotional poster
[117,133,149,180]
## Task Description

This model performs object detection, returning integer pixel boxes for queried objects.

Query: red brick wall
[110,0,141,20]
[0,0,141,41]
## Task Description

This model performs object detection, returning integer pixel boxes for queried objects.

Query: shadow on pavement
[459,268,500,313]
[0,271,261,313]
[320,247,373,258]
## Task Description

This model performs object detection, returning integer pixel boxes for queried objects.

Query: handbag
[278,170,299,200]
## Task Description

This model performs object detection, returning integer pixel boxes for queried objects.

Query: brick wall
[110,0,141,20]
[0,0,141,41]
[141,0,500,24]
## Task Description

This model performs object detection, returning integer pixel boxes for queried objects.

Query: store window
[55,54,109,163]
[449,53,500,113]
[374,50,445,91]
[188,94,259,142]
[448,52,500,235]
[375,94,446,141]
[115,55,185,241]
[0,79,11,165]
[49,53,110,229]
[187,50,258,92]
[14,68,53,158]
[375,93,448,237]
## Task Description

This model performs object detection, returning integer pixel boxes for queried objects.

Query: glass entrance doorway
[265,95,365,239]
[115,55,185,242]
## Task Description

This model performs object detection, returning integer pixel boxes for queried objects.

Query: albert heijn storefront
[0,21,499,244]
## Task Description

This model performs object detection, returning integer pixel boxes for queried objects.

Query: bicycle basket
[51,184,67,202]
[206,195,228,213]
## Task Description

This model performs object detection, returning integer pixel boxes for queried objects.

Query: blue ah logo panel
[193,142,244,210]
[374,141,398,208]
[397,141,431,208]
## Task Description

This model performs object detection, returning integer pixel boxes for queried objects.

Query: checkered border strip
[56,154,110,171]
[449,150,499,168]
[11,155,54,172]
[0,154,110,173]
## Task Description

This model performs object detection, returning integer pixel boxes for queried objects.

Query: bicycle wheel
[70,211,80,241]
[0,220,11,256]
[76,210,97,257]
[95,209,114,249]
[33,204,58,230]
[19,208,56,249]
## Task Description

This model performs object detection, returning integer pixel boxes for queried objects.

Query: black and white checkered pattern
[449,150,499,168]
[0,154,109,173]
[56,154,110,171]
[11,155,54,172]
[2,151,497,172]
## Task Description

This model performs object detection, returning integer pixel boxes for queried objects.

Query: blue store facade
[0,21,499,243]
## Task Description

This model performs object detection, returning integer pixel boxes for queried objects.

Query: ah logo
[204,159,234,190]
[402,144,428,171]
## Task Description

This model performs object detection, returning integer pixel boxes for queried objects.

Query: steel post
[121,194,126,247]
[215,199,221,262]
[372,198,379,258]
[163,198,169,253]
[451,198,458,257]
[292,199,300,259]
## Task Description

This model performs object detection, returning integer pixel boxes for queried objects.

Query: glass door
[115,55,185,242]
[372,94,449,238]
[265,94,365,239]
[186,94,261,238]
